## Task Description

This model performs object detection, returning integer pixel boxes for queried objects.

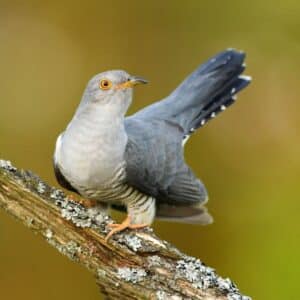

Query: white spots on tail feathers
[200,98,235,127]
[182,134,190,146]
[181,68,250,147]
[181,127,195,146]
[182,127,195,146]
[182,92,240,146]
[239,75,252,82]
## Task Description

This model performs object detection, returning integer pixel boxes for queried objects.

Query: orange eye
[99,79,112,90]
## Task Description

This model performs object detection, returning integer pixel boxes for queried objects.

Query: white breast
[54,107,128,193]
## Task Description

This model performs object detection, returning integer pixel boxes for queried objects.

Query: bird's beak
[117,76,148,89]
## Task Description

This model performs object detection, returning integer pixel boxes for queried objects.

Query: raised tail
[134,49,251,135]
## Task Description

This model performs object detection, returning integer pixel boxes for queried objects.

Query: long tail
[134,49,251,135]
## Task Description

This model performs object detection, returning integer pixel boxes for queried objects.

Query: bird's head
[80,70,148,115]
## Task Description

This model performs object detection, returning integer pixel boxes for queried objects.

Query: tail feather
[156,203,213,225]
[188,74,251,132]
[134,49,251,137]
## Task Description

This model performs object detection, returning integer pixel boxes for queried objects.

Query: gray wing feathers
[165,165,208,205]
[124,118,209,222]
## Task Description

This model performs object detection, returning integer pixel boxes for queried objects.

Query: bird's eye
[99,79,112,90]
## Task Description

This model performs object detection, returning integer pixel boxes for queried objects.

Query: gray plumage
[54,49,251,228]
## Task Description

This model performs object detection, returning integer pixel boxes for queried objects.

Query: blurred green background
[0,1,299,299]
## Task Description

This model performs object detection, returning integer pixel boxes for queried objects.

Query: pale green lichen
[175,255,251,299]
[55,196,109,229]
[0,159,17,171]
[156,291,167,300]
[155,291,182,300]
[124,235,142,252]
[45,229,53,239]
[147,255,162,267]
[48,240,82,261]
[227,293,251,300]
[37,182,47,194]
[117,267,147,283]
[65,241,82,258]
[50,189,65,200]
[97,269,106,278]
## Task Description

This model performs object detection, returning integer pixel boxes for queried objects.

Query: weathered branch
[0,159,250,300]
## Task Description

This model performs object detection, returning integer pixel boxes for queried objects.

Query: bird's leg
[105,215,148,241]
[67,194,97,208]
[105,197,155,241]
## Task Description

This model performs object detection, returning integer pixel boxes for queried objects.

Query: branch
[0,159,250,300]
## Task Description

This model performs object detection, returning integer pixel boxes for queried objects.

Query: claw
[107,223,120,229]
[105,215,148,241]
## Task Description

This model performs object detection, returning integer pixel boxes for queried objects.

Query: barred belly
[76,164,156,225]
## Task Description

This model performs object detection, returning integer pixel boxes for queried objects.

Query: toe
[107,223,120,228]
[128,223,148,229]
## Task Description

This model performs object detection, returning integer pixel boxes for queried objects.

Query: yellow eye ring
[99,79,112,90]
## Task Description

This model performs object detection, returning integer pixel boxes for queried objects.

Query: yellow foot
[105,215,148,241]
[67,194,97,208]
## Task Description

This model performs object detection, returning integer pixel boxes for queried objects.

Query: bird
[53,49,251,241]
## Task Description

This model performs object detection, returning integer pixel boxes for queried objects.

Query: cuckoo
[53,49,251,240]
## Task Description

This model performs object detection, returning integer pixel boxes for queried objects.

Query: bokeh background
[0,1,299,299]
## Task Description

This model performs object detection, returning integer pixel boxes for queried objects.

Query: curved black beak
[128,76,148,86]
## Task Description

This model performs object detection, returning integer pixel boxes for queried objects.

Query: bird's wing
[124,117,211,223]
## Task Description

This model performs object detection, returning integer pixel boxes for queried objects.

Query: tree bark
[0,159,250,300]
